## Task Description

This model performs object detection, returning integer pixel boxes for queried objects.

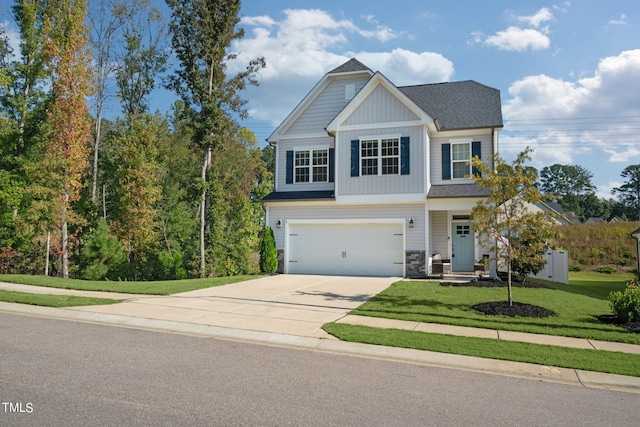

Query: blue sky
[2,1,640,198]
[227,0,640,198]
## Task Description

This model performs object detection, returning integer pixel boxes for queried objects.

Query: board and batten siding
[276,136,335,192]
[268,203,425,251]
[343,84,420,126]
[430,134,492,186]
[337,125,425,196]
[429,211,449,259]
[285,76,370,136]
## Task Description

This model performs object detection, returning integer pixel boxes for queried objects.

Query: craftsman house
[262,58,503,277]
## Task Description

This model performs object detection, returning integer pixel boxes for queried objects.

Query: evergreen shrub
[259,226,278,273]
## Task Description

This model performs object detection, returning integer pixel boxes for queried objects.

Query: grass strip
[0,290,120,308]
[323,323,640,378]
[0,274,260,295]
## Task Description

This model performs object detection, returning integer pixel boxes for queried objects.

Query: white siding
[337,126,425,196]
[267,203,425,250]
[285,76,369,136]
[276,136,335,192]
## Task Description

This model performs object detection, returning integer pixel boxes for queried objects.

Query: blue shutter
[351,140,359,177]
[400,136,410,175]
[471,141,481,176]
[328,148,335,182]
[286,150,294,184]
[442,143,451,180]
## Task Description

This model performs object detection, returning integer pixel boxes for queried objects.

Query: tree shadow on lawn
[355,295,630,336]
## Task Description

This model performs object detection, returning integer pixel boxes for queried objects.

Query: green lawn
[348,279,640,344]
[0,289,120,308]
[321,272,640,376]
[323,323,640,378]
[0,274,260,295]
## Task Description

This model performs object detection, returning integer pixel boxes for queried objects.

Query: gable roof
[399,81,503,130]
[327,58,372,74]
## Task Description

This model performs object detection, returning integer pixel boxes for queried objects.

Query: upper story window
[441,140,481,181]
[360,137,400,176]
[295,149,328,183]
[451,142,471,179]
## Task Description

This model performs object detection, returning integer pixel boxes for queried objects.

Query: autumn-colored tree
[41,0,95,278]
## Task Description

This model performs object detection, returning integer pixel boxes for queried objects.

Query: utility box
[532,250,569,284]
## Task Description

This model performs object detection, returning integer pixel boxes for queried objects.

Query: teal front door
[451,222,474,272]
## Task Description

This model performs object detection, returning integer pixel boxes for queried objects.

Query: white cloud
[609,14,628,25]
[502,49,640,170]
[1,20,21,60]
[474,7,555,52]
[484,27,550,51]
[517,7,554,28]
[229,9,454,127]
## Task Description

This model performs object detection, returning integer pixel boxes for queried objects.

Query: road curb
[2,301,640,394]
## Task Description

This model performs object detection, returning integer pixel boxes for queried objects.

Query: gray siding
[337,125,425,196]
[285,76,369,136]
[429,211,448,258]
[430,133,493,186]
[344,84,419,126]
[268,203,425,250]
[277,137,335,192]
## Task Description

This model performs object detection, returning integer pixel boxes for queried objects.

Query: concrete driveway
[69,275,396,338]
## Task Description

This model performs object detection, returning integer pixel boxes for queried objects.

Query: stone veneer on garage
[405,250,426,278]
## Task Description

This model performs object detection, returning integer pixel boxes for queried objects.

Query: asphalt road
[1,312,640,426]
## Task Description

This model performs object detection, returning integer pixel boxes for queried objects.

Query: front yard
[322,273,640,377]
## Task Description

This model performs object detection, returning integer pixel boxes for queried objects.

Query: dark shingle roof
[261,190,335,202]
[427,184,490,198]
[327,58,372,75]
[399,81,503,130]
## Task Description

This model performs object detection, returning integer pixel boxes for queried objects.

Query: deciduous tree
[41,0,95,277]
[471,148,558,305]
[166,0,264,275]
[612,165,640,221]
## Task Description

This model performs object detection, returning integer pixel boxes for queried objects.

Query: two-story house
[262,58,503,277]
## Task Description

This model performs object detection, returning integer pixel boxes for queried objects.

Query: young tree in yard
[612,165,640,221]
[166,0,265,276]
[41,0,95,278]
[471,148,558,305]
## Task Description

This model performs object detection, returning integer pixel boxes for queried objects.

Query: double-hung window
[360,137,400,176]
[451,142,471,179]
[294,149,328,183]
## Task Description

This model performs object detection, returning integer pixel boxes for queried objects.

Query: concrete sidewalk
[2,276,640,394]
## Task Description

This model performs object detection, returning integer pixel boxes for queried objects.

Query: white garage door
[287,222,404,276]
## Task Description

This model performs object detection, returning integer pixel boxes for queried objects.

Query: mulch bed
[440,279,640,331]
[597,314,640,334]
[472,301,555,318]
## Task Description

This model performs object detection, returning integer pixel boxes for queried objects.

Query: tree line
[0,0,272,280]
[535,163,640,222]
